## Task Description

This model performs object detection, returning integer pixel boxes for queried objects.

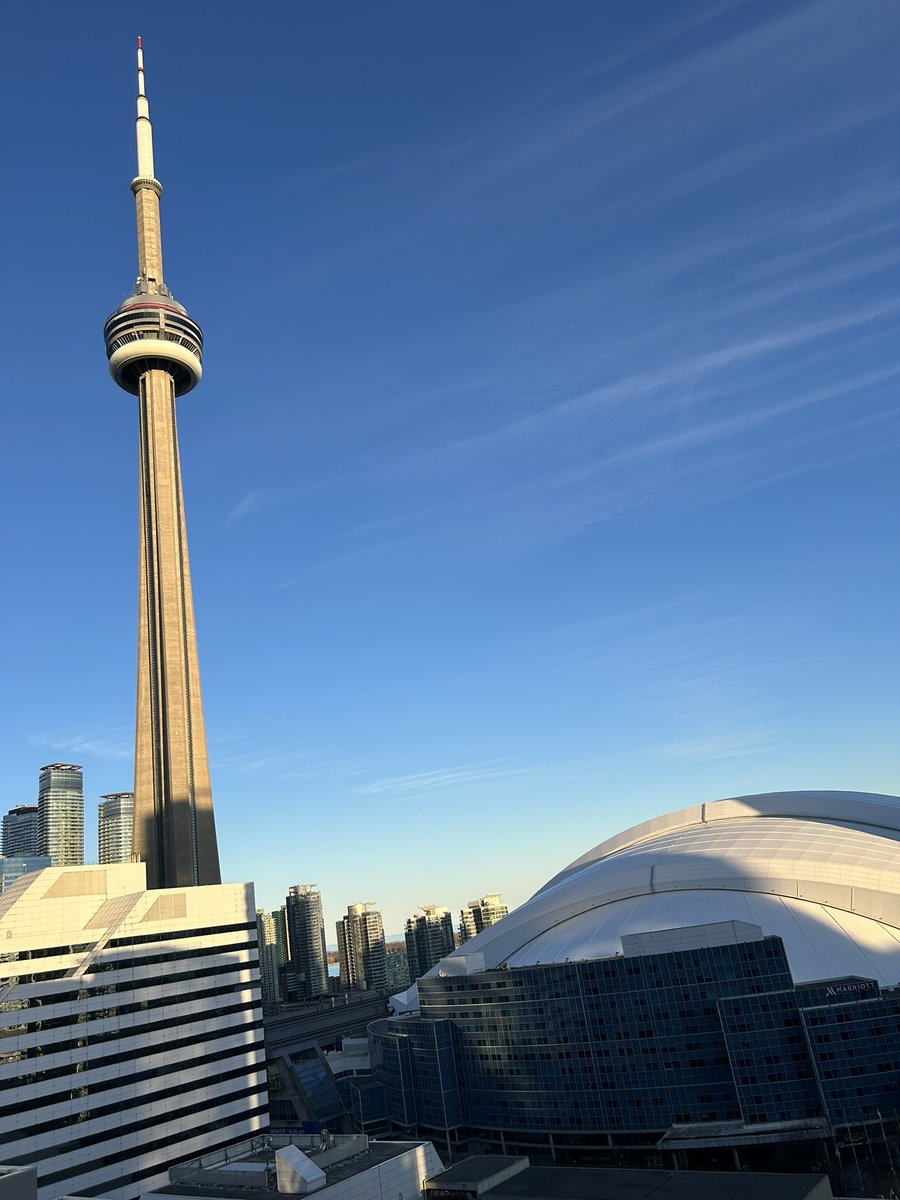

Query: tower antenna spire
[132,36,164,290]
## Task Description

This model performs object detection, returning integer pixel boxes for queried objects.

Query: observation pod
[104,289,203,397]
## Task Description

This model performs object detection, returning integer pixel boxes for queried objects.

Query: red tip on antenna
[137,36,142,50]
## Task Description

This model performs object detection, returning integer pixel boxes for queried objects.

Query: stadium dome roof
[444,791,900,987]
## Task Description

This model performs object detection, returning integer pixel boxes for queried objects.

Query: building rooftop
[425,1154,526,1187]
[486,1166,830,1200]
[152,1134,440,1199]
[658,1117,828,1149]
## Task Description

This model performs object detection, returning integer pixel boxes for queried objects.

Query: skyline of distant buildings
[249,887,509,1012]
[1,770,135,869]
[3,780,510,971]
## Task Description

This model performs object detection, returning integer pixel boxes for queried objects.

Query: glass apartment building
[285,884,329,1000]
[37,762,83,866]
[337,903,387,992]
[98,791,134,864]
[405,906,455,980]
[459,892,509,943]
[1,805,39,857]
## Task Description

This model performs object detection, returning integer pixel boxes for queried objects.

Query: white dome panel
[437,791,900,989]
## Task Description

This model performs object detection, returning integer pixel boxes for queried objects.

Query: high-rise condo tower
[38,763,84,867]
[98,791,136,864]
[103,41,220,889]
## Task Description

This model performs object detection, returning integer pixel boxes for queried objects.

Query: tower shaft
[135,368,219,887]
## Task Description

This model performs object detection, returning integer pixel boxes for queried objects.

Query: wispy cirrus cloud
[438,299,900,460]
[209,737,547,798]
[223,488,267,529]
[29,730,133,762]
[210,736,378,784]
[247,0,900,588]
[271,538,408,590]
[354,763,538,799]
[654,730,779,763]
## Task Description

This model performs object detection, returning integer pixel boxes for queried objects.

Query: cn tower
[104,40,220,889]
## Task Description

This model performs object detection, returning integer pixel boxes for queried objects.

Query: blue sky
[1,0,899,936]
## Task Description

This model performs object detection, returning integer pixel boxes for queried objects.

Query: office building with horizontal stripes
[0,862,268,1200]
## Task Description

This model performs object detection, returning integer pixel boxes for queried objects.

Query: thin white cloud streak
[584,0,748,77]
[612,192,900,305]
[478,1,839,178]
[490,199,900,340]
[247,3,900,575]
[355,763,537,798]
[535,594,809,754]
[445,0,888,213]
[29,731,133,762]
[213,741,377,783]
[224,488,266,529]
[271,538,409,590]
[714,216,900,295]
[439,300,900,460]
[654,730,778,762]
[540,363,900,483]
[290,364,900,572]
[207,731,373,781]
[720,410,900,499]
[289,1,747,201]
[213,742,548,797]
[688,238,900,320]
[630,99,894,216]
[287,0,894,295]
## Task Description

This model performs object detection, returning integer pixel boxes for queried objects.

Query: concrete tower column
[104,40,220,888]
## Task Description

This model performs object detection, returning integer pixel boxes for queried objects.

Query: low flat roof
[488,1166,828,1200]
[157,1140,430,1199]
[427,1155,526,1185]
[659,1117,827,1149]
